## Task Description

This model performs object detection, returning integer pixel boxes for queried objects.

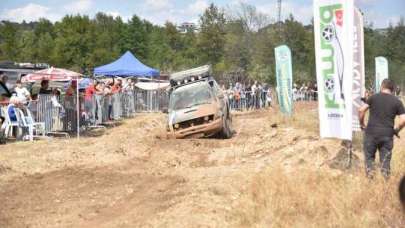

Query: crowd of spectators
[221,81,273,111]
[292,83,318,101]
[1,69,404,143]
[221,81,320,111]
[0,71,142,141]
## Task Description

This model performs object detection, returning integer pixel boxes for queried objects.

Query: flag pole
[76,78,80,139]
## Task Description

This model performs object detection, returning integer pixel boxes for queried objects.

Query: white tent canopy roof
[135,81,170,91]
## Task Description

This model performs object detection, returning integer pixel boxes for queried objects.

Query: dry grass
[231,104,405,228]
[232,165,405,227]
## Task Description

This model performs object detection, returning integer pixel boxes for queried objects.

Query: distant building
[177,22,198,33]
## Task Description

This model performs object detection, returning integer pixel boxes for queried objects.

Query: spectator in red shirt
[85,81,96,101]
[112,79,122,94]
[84,80,97,124]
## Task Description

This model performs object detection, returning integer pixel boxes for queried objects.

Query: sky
[0,0,404,28]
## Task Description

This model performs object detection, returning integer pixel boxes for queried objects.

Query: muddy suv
[167,65,232,139]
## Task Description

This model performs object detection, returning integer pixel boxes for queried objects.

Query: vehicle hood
[168,103,218,125]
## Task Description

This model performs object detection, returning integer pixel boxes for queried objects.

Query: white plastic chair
[2,106,21,139]
[16,108,45,141]
[15,108,32,141]
[0,107,8,133]
[25,109,45,138]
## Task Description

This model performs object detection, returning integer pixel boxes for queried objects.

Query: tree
[37,33,55,63]
[124,15,148,61]
[198,3,226,67]
[384,18,405,86]
[147,26,172,71]
[34,18,54,38]
[52,15,96,73]
[0,22,19,60]
[18,30,36,62]
[0,7,403,88]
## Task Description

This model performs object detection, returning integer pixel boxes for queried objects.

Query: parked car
[167,65,232,139]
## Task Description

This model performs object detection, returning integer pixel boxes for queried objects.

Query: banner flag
[314,0,354,140]
[375,56,389,93]
[352,8,366,131]
[275,45,293,115]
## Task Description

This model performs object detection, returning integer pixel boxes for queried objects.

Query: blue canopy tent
[94,51,159,77]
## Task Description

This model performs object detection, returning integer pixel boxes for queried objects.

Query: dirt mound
[1,105,405,227]
[328,148,361,171]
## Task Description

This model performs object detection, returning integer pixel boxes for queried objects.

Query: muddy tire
[220,115,232,139]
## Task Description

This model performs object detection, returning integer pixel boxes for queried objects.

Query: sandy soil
[0,102,404,227]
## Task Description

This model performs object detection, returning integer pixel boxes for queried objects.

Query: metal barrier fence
[228,90,318,111]
[31,89,319,133]
[133,89,169,113]
[228,91,274,111]
[293,91,317,102]
[31,89,169,134]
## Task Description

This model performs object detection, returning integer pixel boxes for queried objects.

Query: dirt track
[1,103,404,227]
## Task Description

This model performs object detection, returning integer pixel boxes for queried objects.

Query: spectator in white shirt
[14,80,30,104]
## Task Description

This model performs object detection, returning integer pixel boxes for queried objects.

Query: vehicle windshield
[169,82,213,110]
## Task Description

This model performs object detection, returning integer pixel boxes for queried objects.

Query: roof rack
[170,65,212,88]
[170,65,211,80]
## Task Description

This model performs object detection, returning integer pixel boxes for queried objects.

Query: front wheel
[220,115,232,139]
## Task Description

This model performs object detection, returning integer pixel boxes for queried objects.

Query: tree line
[0,3,404,87]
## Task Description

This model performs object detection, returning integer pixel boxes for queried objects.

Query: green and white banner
[375,56,389,92]
[275,45,293,115]
[352,7,365,132]
[314,0,354,140]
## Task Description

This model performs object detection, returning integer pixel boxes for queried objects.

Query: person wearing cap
[359,79,405,179]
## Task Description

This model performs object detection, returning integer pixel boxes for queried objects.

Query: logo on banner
[319,4,345,110]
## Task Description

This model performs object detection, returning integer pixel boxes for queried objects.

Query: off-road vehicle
[166,65,232,139]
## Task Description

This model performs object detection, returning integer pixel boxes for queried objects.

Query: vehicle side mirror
[209,81,214,87]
